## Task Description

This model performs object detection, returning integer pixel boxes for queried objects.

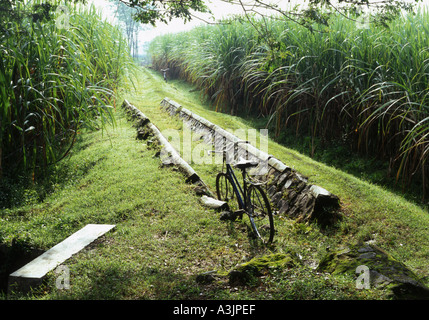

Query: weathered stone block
[317,244,429,299]
[228,253,297,286]
[8,224,115,293]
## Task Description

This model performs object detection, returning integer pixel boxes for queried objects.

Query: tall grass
[0,1,134,183]
[148,11,429,200]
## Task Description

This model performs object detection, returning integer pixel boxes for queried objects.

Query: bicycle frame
[211,141,251,210]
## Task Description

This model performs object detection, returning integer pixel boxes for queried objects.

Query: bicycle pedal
[220,210,243,221]
[219,211,231,221]
[233,210,245,220]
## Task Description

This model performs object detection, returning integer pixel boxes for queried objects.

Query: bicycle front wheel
[246,184,274,244]
[216,172,240,211]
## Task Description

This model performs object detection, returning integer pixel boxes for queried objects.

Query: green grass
[1,65,428,300]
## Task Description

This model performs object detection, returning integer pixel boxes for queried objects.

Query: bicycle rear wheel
[246,184,274,244]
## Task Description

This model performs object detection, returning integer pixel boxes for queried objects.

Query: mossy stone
[317,244,429,299]
[228,253,296,286]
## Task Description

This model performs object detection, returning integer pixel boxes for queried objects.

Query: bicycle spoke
[215,158,274,244]
[250,192,266,220]
[246,185,274,244]
[216,172,239,211]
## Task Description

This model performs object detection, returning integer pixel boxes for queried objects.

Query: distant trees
[109,0,150,58]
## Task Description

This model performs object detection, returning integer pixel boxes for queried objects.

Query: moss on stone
[317,244,429,299]
[228,252,297,286]
[236,253,295,273]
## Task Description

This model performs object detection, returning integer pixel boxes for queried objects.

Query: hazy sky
[90,0,303,45]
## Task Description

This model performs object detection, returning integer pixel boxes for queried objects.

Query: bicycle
[210,141,274,244]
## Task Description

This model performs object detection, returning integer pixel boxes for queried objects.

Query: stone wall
[122,99,214,197]
[160,97,340,224]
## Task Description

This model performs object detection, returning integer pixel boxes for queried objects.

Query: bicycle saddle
[233,158,259,170]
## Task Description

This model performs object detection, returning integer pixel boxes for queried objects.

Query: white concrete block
[8,224,115,293]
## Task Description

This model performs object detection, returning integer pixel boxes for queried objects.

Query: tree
[118,0,422,28]
[118,0,211,25]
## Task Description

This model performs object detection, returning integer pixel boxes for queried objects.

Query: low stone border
[121,99,215,199]
[160,97,340,224]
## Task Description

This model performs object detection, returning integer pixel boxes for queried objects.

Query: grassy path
[1,66,428,300]
[120,67,429,293]
[123,67,429,270]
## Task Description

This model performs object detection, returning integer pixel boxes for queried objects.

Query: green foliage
[123,0,210,26]
[0,1,135,183]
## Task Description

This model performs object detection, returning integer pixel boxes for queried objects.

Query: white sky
[89,0,304,46]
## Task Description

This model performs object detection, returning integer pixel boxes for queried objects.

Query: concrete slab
[200,195,228,210]
[8,224,115,293]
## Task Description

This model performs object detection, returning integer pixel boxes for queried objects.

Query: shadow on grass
[0,133,106,210]
[43,264,206,300]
